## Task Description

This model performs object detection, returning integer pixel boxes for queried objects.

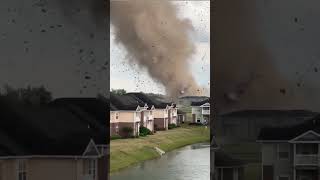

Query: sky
[110,1,210,95]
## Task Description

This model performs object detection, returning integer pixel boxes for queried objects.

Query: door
[263,165,274,180]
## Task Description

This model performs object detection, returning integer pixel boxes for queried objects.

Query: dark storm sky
[0,0,108,98]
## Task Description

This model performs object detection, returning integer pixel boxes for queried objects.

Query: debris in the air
[280,88,286,95]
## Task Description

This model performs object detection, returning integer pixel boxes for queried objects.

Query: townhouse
[0,96,108,180]
[126,93,174,130]
[257,114,320,180]
[191,98,210,124]
[110,94,154,137]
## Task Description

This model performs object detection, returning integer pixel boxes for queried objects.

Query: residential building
[169,103,178,125]
[191,98,210,124]
[110,94,147,137]
[216,110,318,143]
[211,136,246,180]
[257,115,320,180]
[126,93,171,130]
[177,96,209,107]
[0,97,108,180]
[177,109,186,124]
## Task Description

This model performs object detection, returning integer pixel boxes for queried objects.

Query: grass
[110,124,210,173]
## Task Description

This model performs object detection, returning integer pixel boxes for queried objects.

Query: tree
[110,89,126,95]
[1,84,52,105]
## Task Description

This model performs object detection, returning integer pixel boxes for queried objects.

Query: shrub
[110,134,122,140]
[121,127,133,138]
[139,126,152,136]
[168,123,177,129]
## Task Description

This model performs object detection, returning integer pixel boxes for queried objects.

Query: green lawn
[110,125,210,173]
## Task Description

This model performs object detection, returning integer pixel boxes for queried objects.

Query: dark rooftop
[110,93,145,111]
[191,98,210,106]
[258,114,320,141]
[0,97,107,156]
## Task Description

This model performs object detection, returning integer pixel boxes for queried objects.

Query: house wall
[154,118,168,130]
[110,122,119,136]
[0,158,107,180]
[110,111,119,123]
[153,109,168,119]
[261,143,293,180]
[117,111,135,123]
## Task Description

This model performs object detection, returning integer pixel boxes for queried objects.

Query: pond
[110,143,210,180]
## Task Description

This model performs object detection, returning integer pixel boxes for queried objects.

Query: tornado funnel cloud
[110,0,203,98]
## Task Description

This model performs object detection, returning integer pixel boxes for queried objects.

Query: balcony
[202,110,210,115]
[295,154,319,165]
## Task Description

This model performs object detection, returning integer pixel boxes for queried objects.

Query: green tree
[111,89,127,95]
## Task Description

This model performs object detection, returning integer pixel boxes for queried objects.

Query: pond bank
[110,125,210,173]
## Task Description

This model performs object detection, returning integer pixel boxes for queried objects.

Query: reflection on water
[110,143,210,180]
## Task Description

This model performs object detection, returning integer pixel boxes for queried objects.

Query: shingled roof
[258,114,320,141]
[50,97,108,127]
[110,93,146,111]
[191,98,210,106]
[0,97,107,156]
[126,93,171,109]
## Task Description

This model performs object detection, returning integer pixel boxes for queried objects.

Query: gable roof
[191,98,210,106]
[0,97,107,156]
[258,114,320,141]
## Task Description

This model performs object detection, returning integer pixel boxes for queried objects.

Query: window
[17,159,27,180]
[84,159,97,180]
[278,175,289,180]
[278,144,289,160]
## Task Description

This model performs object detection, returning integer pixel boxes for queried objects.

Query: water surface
[110,143,210,180]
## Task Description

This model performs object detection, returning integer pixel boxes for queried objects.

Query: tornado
[110,0,203,99]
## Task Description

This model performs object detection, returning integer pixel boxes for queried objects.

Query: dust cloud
[110,0,204,99]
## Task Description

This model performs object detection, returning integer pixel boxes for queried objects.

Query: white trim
[82,139,101,156]
[256,140,288,143]
[289,130,320,143]
[200,102,210,107]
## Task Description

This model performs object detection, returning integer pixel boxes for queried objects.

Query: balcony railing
[202,110,210,114]
[295,154,319,165]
